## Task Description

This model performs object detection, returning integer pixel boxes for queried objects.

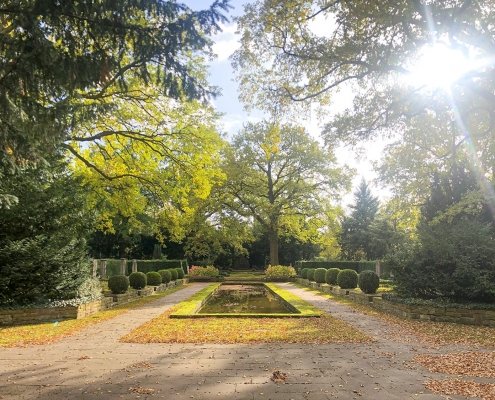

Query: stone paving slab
[0,282,487,399]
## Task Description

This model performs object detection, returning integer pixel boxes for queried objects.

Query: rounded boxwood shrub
[158,269,172,284]
[108,275,129,294]
[306,268,316,281]
[325,268,341,285]
[169,268,178,280]
[337,269,359,289]
[176,268,185,279]
[129,271,147,290]
[300,268,309,279]
[146,271,162,286]
[314,268,327,283]
[358,270,380,294]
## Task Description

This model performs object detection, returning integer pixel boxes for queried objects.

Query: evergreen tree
[339,180,379,260]
[0,160,94,306]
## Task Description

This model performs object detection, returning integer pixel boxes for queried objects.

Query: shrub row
[295,260,376,273]
[299,267,380,294]
[107,268,185,294]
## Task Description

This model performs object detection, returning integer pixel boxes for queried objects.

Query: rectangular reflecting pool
[198,283,297,314]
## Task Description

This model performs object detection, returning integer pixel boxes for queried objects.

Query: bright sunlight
[405,42,480,89]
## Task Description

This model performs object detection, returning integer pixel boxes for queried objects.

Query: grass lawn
[297,285,495,348]
[0,285,186,348]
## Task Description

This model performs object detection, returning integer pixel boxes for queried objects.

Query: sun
[405,42,479,89]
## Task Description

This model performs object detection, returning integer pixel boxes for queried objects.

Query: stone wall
[0,300,102,326]
[296,278,495,327]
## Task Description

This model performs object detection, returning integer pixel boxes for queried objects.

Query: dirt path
[0,282,487,400]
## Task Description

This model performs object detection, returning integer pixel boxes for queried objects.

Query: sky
[183,0,388,206]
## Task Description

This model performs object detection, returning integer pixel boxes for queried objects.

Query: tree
[0,159,94,306]
[0,0,230,204]
[393,168,495,302]
[222,121,350,265]
[233,1,495,159]
[339,180,379,260]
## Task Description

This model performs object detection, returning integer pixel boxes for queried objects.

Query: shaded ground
[0,282,492,399]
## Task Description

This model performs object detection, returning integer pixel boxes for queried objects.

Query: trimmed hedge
[300,268,309,279]
[97,259,188,276]
[108,275,129,294]
[296,260,376,273]
[314,268,327,283]
[169,268,178,280]
[129,272,147,290]
[146,271,162,286]
[176,268,185,279]
[325,268,340,285]
[158,269,172,284]
[306,268,316,281]
[358,270,380,294]
[337,269,358,289]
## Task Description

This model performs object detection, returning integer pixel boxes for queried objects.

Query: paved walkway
[0,283,486,400]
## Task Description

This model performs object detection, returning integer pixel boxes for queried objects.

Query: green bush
[306,268,316,281]
[295,260,376,273]
[314,268,327,283]
[176,268,185,279]
[325,268,340,285]
[158,269,172,284]
[358,270,380,294]
[129,272,147,289]
[337,269,358,289]
[146,271,162,286]
[265,265,297,281]
[169,268,178,280]
[300,268,309,278]
[189,265,220,277]
[107,275,129,294]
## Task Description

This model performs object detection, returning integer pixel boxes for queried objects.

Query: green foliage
[0,161,93,306]
[339,180,379,260]
[158,269,172,284]
[296,260,375,273]
[189,265,220,277]
[108,275,130,294]
[176,268,185,279]
[325,268,340,285]
[358,271,380,294]
[129,272,147,290]
[337,269,358,289]
[169,269,179,281]
[264,265,297,281]
[300,268,309,279]
[222,120,349,265]
[314,268,327,283]
[306,268,316,281]
[146,271,162,286]
[0,0,230,184]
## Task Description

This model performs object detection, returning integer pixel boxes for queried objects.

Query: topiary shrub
[108,275,129,294]
[146,271,162,286]
[337,269,358,289]
[358,270,380,294]
[129,272,147,289]
[314,268,327,283]
[300,268,309,279]
[265,265,297,281]
[169,268,178,280]
[176,268,185,279]
[306,268,316,281]
[158,269,172,284]
[325,268,340,285]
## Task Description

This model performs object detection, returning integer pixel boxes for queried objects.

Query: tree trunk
[268,230,279,265]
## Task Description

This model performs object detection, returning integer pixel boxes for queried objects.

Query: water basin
[198,283,297,314]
